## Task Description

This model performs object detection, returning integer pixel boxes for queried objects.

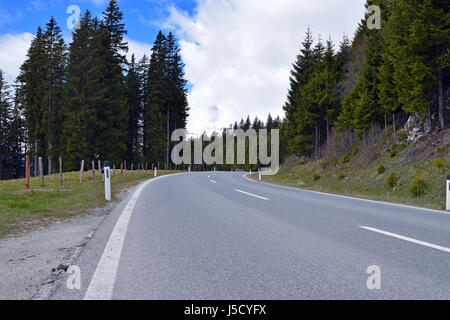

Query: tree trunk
[428,105,432,132]
[0,150,2,181]
[392,114,396,141]
[315,121,319,160]
[438,68,445,129]
[384,114,388,135]
[166,109,170,170]
[59,157,63,186]
[326,119,330,153]
[34,140,38,177]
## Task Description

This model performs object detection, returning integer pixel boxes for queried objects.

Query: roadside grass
[0,170,177,238]
[253,142,449,211]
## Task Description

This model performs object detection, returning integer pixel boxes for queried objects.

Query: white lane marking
[235,189,269,201]
[209,180,217,184]
[244,174,449,215]
[84,173,184,300]
[360,226,450,254]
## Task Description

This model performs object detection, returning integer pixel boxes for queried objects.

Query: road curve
[51,172,450,300]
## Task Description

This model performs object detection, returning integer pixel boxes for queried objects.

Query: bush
[313,173,321,181]
[398,143,407,150]
[409,177,426,197]
[435,145,446,154]
[352,145,360,156]
[386,172,399,188]
[389,149,397,158]
[331,158,339,166]
[377,165,385,174]
[342,154,350,164]
[398,131,408,141]
[336,173,345,180]
[434,158,446,169]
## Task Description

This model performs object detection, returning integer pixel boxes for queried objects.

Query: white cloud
[164,0,366,135]
[126,37,153,62]
[0,32,34,84]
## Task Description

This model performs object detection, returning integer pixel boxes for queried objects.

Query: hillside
[255,128,450,211]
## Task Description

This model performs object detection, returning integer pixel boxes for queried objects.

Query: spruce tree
[284,27,314,120]
[16,27,47,174]
[97,0,129,164]
[384,0,449,128]
[166,32,189,131]
[62,11,101,170]
[0,70,24,180]
[42,17,67,172]
[144,31,168,166]
[126,54,142,163]
[139,54,150,154]
[283,29,317,155]
[0,70,12,180]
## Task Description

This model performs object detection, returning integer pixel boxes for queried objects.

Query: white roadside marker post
[104,160,111,201]
[259,170,262,181]
[446,174,450,211]
[250,169,252,175]
[188,166,191,173]
[154,167,157,177]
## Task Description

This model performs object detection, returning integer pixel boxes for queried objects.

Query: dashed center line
[209,180,217,184]
[360,226,450,254]
[235,189,269,201]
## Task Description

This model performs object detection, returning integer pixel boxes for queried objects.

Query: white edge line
[84,173,186,300]
[235,189,269,201]
[209,180,217,184]
[360,226,450,254]
[244,174,449,215]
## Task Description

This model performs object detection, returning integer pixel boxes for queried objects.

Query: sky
[0,0,367,135]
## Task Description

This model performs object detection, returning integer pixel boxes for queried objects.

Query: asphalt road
[51,172,450,300]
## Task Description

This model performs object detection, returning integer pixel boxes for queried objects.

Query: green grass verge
[252,143,449,211]
[0,170,178,238]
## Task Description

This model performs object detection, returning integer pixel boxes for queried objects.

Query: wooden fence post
[120,162,123,176]
[113,165,116,177]
[130,163,133,175]
[98,160,102,179]
[59,157,63,186]
[48,157,52,176]
[80,160,85,182]
[39,157,44,186]
[92,161,95,180]
[34,152,38,177]
[25,156,30,190]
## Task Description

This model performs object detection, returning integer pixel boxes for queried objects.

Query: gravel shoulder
[0,187,133,300]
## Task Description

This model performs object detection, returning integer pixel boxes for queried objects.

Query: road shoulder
[0,187,133,300]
